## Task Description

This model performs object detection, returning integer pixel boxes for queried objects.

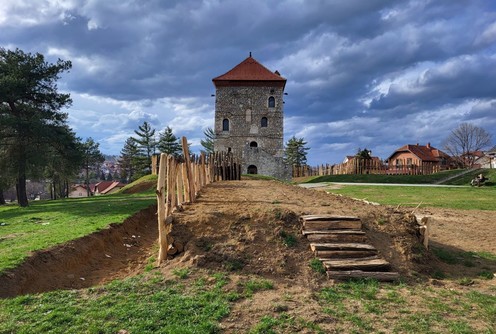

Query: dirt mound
[2,179,493,299]
[160,180,430,286]
[120,180,156,194]
[0,205,158,298]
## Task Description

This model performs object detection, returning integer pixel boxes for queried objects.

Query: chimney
[427,142,431,149]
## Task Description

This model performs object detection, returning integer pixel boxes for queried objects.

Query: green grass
[0,272,231,334]
[316,279,496,333]
[309,258,326,274]
[443,168,496,186]
[328,185,496,210]
[117,174,158,194]
[305,169,467,184]
[0,192,155,273]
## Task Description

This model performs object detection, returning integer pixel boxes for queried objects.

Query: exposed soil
[0,206,158,298]
[1,179,495,315]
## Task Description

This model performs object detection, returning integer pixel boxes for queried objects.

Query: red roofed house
[387,143,452,174]
[212,54,291,180]
[92,181,125,195]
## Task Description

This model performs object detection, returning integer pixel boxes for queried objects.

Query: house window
[407,158,412,166]
[250,141,258,147]
[395,159,402,167]
[222,119,229,131]
[268,96,275,108]
[261,117,268,127]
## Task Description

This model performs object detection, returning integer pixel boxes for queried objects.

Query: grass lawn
[0,193,155,273]
[305,169,466,184]
[328,185,496,210]
[304,168,496,186]
[0,269,494,333]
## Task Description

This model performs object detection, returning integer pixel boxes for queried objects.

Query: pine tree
[81,138,105,196]
[0,48,74,206]
[132,121,156,175]
[157,126,182,156]
[119,137,141,182]
[201,127,216,154]
[284,136,309,167]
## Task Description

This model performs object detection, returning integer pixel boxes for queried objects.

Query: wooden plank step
[327,270,400,282]
[310,243,376,252]
[315,249,377,259]
[302,229,366,236]
[323,258,390,271]
[301,215,360,221]
[307,233,367,243]
[304,220,362,231]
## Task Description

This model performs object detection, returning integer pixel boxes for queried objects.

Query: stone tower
[212,55,291,180]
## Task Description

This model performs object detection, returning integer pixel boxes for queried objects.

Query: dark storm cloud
[1,0,495,163]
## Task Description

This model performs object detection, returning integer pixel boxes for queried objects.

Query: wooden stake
[181,137,195,202]
[156,153,168,265]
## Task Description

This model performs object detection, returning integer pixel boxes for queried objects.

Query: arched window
[222,119,229,131]
[261,117,268,127]
[250,141,258,147]
[268,96,275,108]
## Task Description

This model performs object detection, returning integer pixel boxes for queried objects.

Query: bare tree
[443,123,492,168]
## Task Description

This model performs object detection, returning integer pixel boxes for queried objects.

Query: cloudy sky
[1,0,495,165]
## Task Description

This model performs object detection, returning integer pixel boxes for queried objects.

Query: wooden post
[157,153,169,265]
[176,162,185,204]
[181,137,195,202]
[169,158,177,211]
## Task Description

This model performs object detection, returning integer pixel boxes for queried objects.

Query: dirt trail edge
[0,205,157,298]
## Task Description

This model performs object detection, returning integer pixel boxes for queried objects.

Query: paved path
[298,182,467,188]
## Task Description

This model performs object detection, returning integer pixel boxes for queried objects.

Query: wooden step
[301,215,360,221]
[307,232,367,243]
[310,243,376,252]
[315,249,377,259]
[304,220,362,231]
[323,257,390,271]
[327,270,400,282]
[302,229,366,236]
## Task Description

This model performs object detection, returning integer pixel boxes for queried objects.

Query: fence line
[293,158,442,177]
[156,137,241,265]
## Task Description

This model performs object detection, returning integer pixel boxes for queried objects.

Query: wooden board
[304,220,362,231]
[302,229,366,236]
[301,215,360,221]
[307,233,367,243]
[323,258,390,271]
[315,250,377,259]
[327,270,400,282]
[310,243,376,252]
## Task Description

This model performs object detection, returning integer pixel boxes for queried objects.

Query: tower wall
[214,85,284,158]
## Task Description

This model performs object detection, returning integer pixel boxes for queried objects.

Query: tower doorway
[247,165,258,174]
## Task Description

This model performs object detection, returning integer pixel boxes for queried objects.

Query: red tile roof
[212,55,286,87]
[388,144,450,162]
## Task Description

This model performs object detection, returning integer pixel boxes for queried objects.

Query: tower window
[261,117,268,127]
[268,96,275,108]
[222,119,229,131]
[250,141,258,147]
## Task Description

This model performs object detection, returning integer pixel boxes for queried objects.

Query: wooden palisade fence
[156,136,240,265]
[293,158,441,177]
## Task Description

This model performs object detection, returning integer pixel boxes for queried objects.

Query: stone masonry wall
[214,86,284,157]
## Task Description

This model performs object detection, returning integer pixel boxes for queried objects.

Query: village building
[387,143,452,173]
[212,54,291,180]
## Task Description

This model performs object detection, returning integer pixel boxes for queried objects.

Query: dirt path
[1,179,495,299]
